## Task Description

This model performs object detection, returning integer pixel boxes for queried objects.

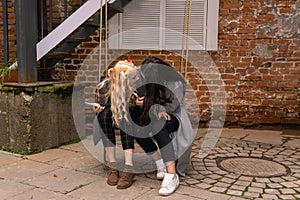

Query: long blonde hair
[108,60,135,126]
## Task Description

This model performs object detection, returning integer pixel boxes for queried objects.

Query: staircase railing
[36,0,107,61]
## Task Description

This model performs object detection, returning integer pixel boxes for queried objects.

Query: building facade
[0,0,299,126]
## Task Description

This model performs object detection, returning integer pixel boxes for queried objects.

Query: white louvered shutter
[109,0,217,50]
[165,0,207,50]
[110,0,161,49]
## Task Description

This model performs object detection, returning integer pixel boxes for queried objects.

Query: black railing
[38,0,85,41]
[1,0,85,68]
[36,0,86,80]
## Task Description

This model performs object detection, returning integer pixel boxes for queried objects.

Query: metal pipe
[64,0,68,19]
[2,0,9,67]
[37,0,48,39]
[15,0,38,82]
[50,0,53,31]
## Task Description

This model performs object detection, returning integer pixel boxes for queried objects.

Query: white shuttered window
[109,0,219,50]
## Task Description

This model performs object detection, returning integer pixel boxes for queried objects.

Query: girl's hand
[93,104,105,113]
[107,68,113,77]
[157,112,171,120]
[136,96,144,106]
[86,102,104,113]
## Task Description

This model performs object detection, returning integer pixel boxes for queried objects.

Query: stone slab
[0,159,58,182]
[23,168,99,194]
[27,148,101,173]
[220,128,248,139]
[284,138,300,148]
[9,188,76,200]
[243,130,283,145]
[47,151,101,172]
[0,151,22,167]
[0,180,34,199]
[68,179,152,200]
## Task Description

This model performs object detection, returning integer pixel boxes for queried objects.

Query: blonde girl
[93,60,136,189]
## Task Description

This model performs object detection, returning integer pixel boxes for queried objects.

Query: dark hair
[139,56,184,125]
[141,56,184,82]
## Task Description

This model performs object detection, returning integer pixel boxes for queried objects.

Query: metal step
[41,0,133,81]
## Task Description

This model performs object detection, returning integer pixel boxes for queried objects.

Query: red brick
[278,81,299,87]
[284,75,299,80]
[229,9,241,14]
[243,2,259,8]
[272,62,294,68]
[237,28,256,34]
[223,3,243,9]
[257,14,274,20]
[289,68,300,74]
[263,75,284,81]
[279,7,291,13]
[276,1,297,7]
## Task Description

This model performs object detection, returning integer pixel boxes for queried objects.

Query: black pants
[97,107,135,150]
[134,114,179,162]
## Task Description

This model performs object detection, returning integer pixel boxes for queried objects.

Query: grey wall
[0,83,79,154]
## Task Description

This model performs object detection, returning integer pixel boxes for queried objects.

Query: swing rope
[105,0,108,77]
[180,0,189,75]
[180,0,192,78]
[98,0,109,165]
[99,0,103,82]
[99,0,109,81]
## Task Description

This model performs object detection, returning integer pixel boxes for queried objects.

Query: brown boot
[107,162,119,186]
[116,165,135,189]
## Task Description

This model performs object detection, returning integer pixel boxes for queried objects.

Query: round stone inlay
[219,157,288,177]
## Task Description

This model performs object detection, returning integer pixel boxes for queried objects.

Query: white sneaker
[156,168,166,180]
[158,173,179,196]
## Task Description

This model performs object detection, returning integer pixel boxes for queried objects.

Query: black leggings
[134,114,179,162]
[97,107,135,150]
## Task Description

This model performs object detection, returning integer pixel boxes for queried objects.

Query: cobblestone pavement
[136,127,300,200]
[0,127,299,199]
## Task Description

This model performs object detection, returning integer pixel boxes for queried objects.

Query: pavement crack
[65,181,96,194]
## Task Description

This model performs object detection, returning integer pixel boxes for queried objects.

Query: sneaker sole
[116,184,132,189]
[116,175,135,189]
[107,181,118,186]
[158,185,179,196]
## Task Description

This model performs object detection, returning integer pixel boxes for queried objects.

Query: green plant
[0,61,17,82]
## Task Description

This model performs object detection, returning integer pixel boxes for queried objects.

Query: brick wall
[1,0,299,126]
[0,0,16,65]
[65,0,300,127]
[213,0,300,125]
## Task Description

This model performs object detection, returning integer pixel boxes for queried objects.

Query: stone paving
[0,127,299,199]
[182,128,300,200]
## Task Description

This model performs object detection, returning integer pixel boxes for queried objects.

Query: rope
[180,0,189,75]
[99,0,109,80]
[184,0,192,78]
[180,0,192,78]
[99,0,103,82]
[99,0,109,165]
[105,0,108,77]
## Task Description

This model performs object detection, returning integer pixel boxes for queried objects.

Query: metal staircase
[37,0,132,81]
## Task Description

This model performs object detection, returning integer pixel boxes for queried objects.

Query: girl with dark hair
[133,56,194,196]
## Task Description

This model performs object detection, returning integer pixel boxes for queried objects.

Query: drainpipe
[2,0,8,67]
[15,0,38,83]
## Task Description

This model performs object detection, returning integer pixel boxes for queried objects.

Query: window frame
[108,0,219,51]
